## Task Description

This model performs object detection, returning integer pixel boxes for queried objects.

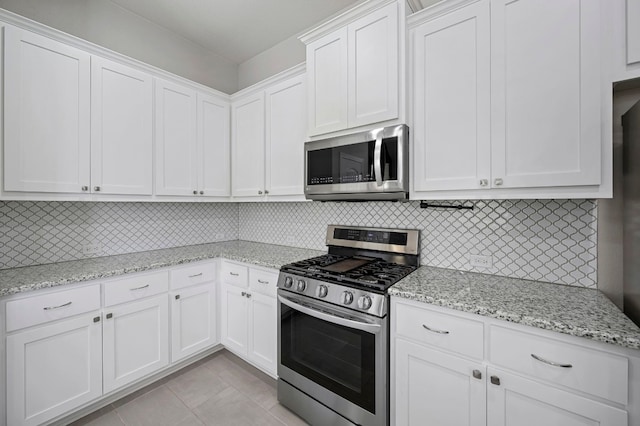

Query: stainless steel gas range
[277,225,420,426]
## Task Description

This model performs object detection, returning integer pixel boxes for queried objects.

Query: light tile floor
[72,350,308,426]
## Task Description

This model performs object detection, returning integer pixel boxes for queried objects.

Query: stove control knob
[341,291,354,305]
[316,285,328,298]
[284,276,293,289]
[357,295,372,310]
[296,279,307,292]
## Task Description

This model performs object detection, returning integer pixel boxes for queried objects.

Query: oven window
[307,138,398,186]
[280,305,376,413]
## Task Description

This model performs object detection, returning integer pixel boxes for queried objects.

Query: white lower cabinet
[395,338,486,426]
[102,294,170,393]
[220,261,278,376]
[6,313,103,426]
[486,367,627,426]
[392,298,632,426]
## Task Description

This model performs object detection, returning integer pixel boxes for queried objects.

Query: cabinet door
[231,93,265,197]
[395,338,486,426]
[6,313,102,426]
[4,26,90,193]
[170,283,217,363]
[348,2,399,128]
[198,93,230,197]
[306,28,348,136]
[91,57,153,195]
[265,74,306,196]
[412,0,491,192]
[490,0,601,188]
[103,295,169,393]
[220,283,249,355]
[155,79,198,196]
[487,368,627,426]
[628,0,640,65]
[247,292,277,375]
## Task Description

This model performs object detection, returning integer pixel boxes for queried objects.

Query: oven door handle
[278,294,381,334]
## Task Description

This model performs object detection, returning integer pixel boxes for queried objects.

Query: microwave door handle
[374,132,383,187]
[278,294,381,334]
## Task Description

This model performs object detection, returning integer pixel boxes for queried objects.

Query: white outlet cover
[469,254,492,268]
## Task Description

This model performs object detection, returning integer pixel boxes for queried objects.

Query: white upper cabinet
[490,0,601,189]
[231,66,306,200]
[302,0,402,137]
[265,73,306,197]
[4,26,90,193]
[198,93,231,197]
[627,0,640,66]
[412,0,491,192]
[612,0,640,81]
[348,2,399,128]
[232,92,266,198]
[155,79,198,196]
[410,0,607,199]
[306,28,349,135]
[91,57,153,195]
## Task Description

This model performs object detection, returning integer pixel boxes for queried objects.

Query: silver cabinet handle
[129,284,150,291]
[472,369,482,380]
[479,179,488,187]
[490,375,501,386]
[258,190,263,195]
[264,190,269,195]
[188,273,203,278]
[175,294,180,300]
[257,279,269,285]
[241,291,247,297]
[193,190,198,195]
[422,324,450,334]
[531,353,572,368]
[199,190,204,195]
[229,272,239,276]
[93,186,101,191]
[43,301,72,310]
[81,186,89,191]
[246,293,252,299]
[494,178,503,186]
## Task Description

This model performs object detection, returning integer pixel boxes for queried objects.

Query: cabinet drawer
[249,268,278,298]
[170,262,216,290]
[489,325,628,405]
[394,301,484,359]
[104,271,169,307]
[6,285,101,332]
[221,261,248,288]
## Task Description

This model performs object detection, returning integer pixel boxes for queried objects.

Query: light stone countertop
[390,266,640,350]
[0,241,324,298]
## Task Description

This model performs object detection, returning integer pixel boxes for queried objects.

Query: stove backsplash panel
[239,200,597,288]
[0,201,238,269]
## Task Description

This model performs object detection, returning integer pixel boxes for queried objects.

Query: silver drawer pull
[422,324,450,334]
[257,279,269,285]
[43,301,72,310]
[531,353,572,368]
[129,284,150,291]
[188,273,203,278]
[229,272,239,276]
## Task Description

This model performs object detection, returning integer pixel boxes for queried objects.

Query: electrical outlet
[82,243,102,256]
[469,254,492,269]
[215,233,225,240]
[285,235,296,245]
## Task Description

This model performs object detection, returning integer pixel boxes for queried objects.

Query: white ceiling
[108,0,362,64]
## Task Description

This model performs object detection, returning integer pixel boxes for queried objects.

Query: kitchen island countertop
[0,240,324,298]
[391,266,640,350]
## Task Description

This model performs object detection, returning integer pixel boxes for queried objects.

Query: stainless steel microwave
[304,124,409,201]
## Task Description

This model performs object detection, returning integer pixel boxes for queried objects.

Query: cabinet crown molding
[407,0,480,27]
[299,0,398,45]
[231,63,305,100]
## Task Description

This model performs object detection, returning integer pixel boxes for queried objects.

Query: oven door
[277,289,388,426]
[304,124,408,201]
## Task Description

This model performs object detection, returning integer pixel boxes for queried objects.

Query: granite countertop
[390,266,640,350]
[0,241,325,298]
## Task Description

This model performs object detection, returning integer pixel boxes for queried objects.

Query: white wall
[237,34,306,90]
[0,0,238,93]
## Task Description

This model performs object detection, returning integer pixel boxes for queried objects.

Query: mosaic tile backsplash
[0,199,597,288]
[0,201,238,269]
[239,200,598,288]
